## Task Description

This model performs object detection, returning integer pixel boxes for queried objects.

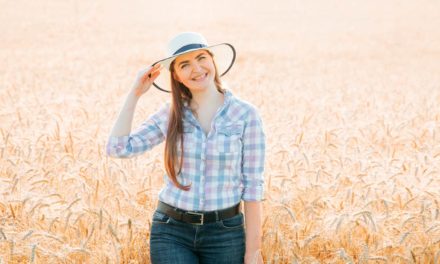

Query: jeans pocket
[217,213,244,229]
[152,210,170,224]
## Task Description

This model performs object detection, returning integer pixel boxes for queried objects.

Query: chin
[188,80,215,92]
[188,85,208,93]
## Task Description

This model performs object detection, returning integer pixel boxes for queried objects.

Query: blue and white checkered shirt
[106,89,265,211]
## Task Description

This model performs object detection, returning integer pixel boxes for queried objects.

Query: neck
[190,83,224,110]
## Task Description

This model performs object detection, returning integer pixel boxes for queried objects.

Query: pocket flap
[217,123,243,136]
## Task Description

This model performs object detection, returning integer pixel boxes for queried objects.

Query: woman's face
[172,49,216,92]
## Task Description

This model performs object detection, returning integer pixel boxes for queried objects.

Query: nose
[191,61,203,72]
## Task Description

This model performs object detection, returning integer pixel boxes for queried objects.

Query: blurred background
[1,0,440,263]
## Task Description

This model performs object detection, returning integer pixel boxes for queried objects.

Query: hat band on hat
[173,43,207,55]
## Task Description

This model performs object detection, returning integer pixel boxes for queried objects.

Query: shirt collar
[183,89,233,124]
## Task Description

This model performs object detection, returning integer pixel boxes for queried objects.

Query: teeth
[193,73,206,81]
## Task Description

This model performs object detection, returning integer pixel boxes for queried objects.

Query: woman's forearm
[109,91,140,137]
[244,201,262,251]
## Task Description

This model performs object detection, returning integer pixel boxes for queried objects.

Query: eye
[180,64,188,69]
[198,56,206,61]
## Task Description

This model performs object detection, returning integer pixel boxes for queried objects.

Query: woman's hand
[131,64,163,98]
[245,249,263,264]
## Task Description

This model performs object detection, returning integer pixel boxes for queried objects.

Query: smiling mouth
[192,73,208,81]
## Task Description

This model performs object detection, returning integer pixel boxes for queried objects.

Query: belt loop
[215,211,219,221]
[176,210,183,221]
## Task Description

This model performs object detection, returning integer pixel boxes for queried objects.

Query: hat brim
[151,43,236,93]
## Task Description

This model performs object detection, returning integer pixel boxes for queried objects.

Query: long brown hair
[164,50,225,191]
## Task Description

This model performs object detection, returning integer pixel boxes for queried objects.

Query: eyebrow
[177,52,206,67]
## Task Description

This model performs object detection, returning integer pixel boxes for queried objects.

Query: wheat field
[1,0,440,263]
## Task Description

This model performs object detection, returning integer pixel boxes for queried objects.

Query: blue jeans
[149,209,246,264]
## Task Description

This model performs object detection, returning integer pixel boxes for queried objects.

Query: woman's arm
[106,99,168,158]
[109,90,140,137]
[110,64,162,137]
[106,65,165,158]
[241,105,266,263]
[244,201,264,264]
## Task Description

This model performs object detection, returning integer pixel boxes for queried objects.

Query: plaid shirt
[106,89,265,211]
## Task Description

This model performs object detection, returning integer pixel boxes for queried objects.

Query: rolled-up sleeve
[106,103,168,158]
[241,106,266,201]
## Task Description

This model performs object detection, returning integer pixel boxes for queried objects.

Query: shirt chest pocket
[215,123,244,153]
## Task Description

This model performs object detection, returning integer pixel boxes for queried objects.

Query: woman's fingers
[149,64,163,78]
[146,64,162,78]
[149,68,162,82]
[132,64,163,96]
[148,63,161,73]
[137,64,159,82]
[145,64,162,85]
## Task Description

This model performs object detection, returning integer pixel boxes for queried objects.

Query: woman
[106,32,265,264]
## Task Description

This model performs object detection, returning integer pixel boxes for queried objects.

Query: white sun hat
[151,32,236,93]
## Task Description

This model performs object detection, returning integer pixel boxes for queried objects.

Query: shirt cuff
[241,184,264,201]
[106,135,131,157]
